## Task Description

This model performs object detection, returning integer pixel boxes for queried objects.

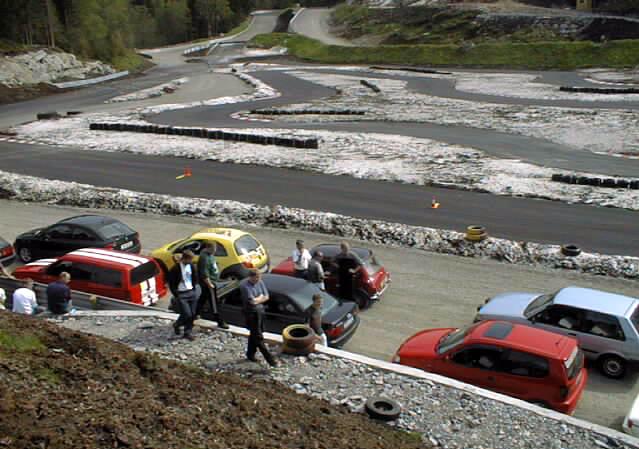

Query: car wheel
[223,272,241,281]
[18,246,33,263]
[364,397,401,421]
[353,291,371,310]
[600,355,626,379]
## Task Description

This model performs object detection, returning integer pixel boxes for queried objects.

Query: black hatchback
[14,215,140,263]
[207,274,360,348]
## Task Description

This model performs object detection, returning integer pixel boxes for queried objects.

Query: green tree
[196,0,231,37]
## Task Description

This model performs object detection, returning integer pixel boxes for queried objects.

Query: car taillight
[242,261,254,269]
[1,246,12,257]
[104,242,115,249]
[326,324,344,338]
[560,386,569,399]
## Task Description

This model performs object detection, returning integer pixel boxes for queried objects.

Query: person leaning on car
[169,250,200,341]
[307,251,326,291]
[292,239,312,279]
[240,269,277,367]
[47,272,72,314]
[196,242,229,329]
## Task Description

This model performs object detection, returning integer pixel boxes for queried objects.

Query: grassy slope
[252,33,639,69]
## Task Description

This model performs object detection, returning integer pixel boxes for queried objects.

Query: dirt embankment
[0,312,429,449]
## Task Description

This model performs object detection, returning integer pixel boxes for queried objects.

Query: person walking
[334,242,360,301]
[307,293,328,346]
[196,242,229,329]
[47,272,72,314]
[240,269,277,367]
[12,278,43,315]
[169,250,200,341]
[292,239,312,279]
[307,251,326,291]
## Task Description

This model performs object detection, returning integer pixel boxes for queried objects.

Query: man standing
[240,269,277,367]
[307,251,326,291]
[12,278,43,315]
[334,242,360,301]
[196,242,229,329]
[292,239,312,279]
[307,293,328,346]
[169,250,200,341]
[47,272,72,314]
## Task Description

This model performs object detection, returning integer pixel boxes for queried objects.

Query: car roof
[313,244,371,260]
[57,215,118,228]
[191,227,249,242]
[261,273,308,294]
[554,286,638,317]
[469,321,570,358]
[62,248,151,270]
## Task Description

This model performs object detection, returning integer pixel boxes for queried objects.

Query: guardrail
[0,277,156,312]
[50,71,130,89]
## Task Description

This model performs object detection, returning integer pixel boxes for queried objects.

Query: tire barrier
[561,244,582,257]
[250,109,365,116]
[560,86,639,95]
[465,225,488,242]
[551,173,639,189]
[89,123,320,150]
[37,111,62,120]
[360,80,381,93]
[364,397,401,421]
[282,324,316,355]
[66,111,83,116]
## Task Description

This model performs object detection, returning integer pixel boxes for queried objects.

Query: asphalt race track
[1,141,637,256]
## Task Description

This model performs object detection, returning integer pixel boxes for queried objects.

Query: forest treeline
[0,0,295,63]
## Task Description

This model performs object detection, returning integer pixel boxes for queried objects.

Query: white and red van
[13,248,166,306]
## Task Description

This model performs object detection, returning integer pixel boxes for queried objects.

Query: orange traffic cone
[176,167,192,180]
[431,198,440,209]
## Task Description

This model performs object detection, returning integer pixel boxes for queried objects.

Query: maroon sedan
[271,244,390,309]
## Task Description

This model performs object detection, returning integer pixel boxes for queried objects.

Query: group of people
[0,267,74,316]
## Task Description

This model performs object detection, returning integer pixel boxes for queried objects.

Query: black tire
[600,354,626,379]
[353,290,371,310]
[17,246,33,263]
[551,174,563,182]
[561,244,581,257]
[365,397,401,421]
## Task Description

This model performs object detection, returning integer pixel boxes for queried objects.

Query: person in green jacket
[196,242,229,329]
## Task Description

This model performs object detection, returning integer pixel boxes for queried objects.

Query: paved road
[290,8,355,47]
[1,141,637,256]
[1,200,637,429]
[152,70,639,177]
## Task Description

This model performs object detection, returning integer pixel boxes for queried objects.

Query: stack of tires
[282,324,316,355]
[465,225,488,242]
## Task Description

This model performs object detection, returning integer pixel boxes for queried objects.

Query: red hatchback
[13,248,166,306]
[393,321,587,414]
[271,243,390,309]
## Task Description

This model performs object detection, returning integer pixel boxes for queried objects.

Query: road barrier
[560,86,639,94]
[250,109,365,116]
[551,173,639,189]
[370,65,453,75]
[89,122,320,149]
[360,80,381,93]
[51,71,129,89]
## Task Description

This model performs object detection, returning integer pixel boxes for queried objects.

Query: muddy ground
[0,312,429,449]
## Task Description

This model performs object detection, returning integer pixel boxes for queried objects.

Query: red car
[392,320,587,414]
[271,243,390,309]
[13,248,166,306]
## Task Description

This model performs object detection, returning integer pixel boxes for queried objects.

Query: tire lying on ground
[561,244,581,257]
[282,324,316,350]
[465,225,488,242]
[281,341,315,356]
[364,397,401,421]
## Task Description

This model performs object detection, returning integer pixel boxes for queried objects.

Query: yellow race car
[151,228,269,280]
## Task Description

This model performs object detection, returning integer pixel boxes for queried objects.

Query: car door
[263,293,304,334]
[67,262,94,295]
[442,344,503,391]
[532,304,584,339]
[495,349,551,400]
[576,310,627,359]
[87,264,125,300]
[39,224,75,258]
[321,257,339,294]
[70,227,101,252]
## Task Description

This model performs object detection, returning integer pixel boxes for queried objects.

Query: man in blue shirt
[47,272,72,314]
[240,269,277,367]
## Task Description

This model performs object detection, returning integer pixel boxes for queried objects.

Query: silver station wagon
[475,286,639,379]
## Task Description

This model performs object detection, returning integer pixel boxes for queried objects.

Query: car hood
[398,328,452,359]
[479,292,542,319]
[16,227,44,240]
[271,257,294,275]
[13,258,56,275]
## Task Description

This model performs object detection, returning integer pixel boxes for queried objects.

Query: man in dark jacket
[240,269,277,367]
[47,272,72,314]
[169,250,200,340]
[196,242,228,329]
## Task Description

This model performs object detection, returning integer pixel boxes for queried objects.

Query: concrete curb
[70,309,639,447]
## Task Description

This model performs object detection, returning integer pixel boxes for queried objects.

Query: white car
[623,393,639,436]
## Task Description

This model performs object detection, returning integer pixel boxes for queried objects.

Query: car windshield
[97,221,135,240]
[288,283,338,312]
[234,235,260,255]
[437,324,473,354]
[523,293,556,318]
[362,252,381,276]
[130,262,159,285]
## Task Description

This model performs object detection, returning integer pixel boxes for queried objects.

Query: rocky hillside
[0,311,428,449]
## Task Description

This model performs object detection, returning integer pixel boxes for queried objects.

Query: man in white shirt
[292,239,312,279]
[12,278,42,315]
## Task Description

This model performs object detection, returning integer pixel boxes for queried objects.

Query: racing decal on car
[71,250,141,267]
[79,248,148,264]
[25,258,58,267]
[140,277,159,306]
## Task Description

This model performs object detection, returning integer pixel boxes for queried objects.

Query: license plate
[120,241,133,250]
[343,315,354,328]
